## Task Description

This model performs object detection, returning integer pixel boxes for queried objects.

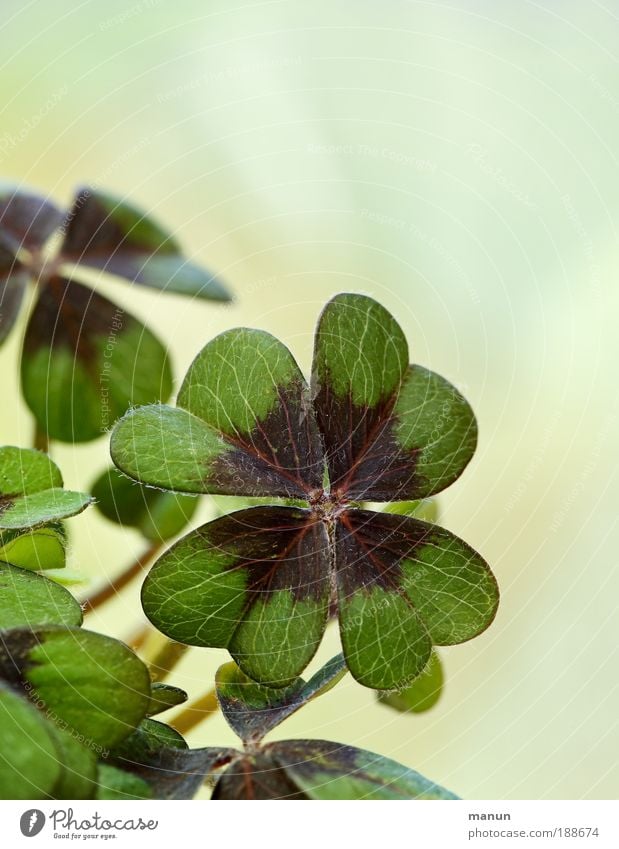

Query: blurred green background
[1,0,617,799]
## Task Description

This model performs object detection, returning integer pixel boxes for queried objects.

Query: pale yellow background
[1,0,617,799]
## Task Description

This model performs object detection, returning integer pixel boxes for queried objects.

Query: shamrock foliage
[0,451,156,800]
[109,657,457,800]
[112,294,499,690]
[0,183,230,442]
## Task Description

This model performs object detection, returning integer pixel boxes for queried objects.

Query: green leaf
[21,276,173,443]
[0,685,97,799]
[0,490,92,530]
[0,627,151,748]
[216,654,347,743]
[335,509,497,689]
[0,527,67,571]
[96,764,152,800]
[0,681,61,799]
[112,328,325,498]
[109,721,235,799]
[0,446,91,530]
[377,649,444,713]
[92,466,199,542]
[114,718,188,754]
[47,725,98,799]
[142,507,330,687]
[380,498,439,523]
[312,293,477,500]
[0,444,62,491]
[59,187,230,301]
[267,740,458,800]
[0,184,63,253]
[112,405,232,495]
[146,683,188,716]
[0,562,82,630]
[117,295,495,691]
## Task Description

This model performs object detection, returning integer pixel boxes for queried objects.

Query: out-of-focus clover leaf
[0,620,155,800]
[377,649,444,714]
[92,466,199,542]
[21,277,173,443]
[112,294,498,691]
[0,183,63,254]
[0,183,230,442]
[0,526,67,572]
[0,681,64,799]
[109,657,457,800]
[0,243,29,345]
[146,683,188,717]
[0,626,151,748]
[95,764,152,800]
[59,188,230,301]
[0,446,91,530]
[0,184,62,346]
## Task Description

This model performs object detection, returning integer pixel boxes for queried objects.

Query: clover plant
[0,188,499,800]
[111,294,498,690]
[0,183,230,443]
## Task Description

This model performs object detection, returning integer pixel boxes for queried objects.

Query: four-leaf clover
[111,293,498,690]
[0,184,230,442]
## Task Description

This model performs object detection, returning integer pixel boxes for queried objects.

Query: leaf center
[308,489,348,522]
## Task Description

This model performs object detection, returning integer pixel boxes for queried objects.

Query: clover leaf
[0,526,67,572]
[0,624,154,799]
[377,649,444,713]
[0,562,82,631]
[0,186,63,342]
[58,188,230,300]
[0,184,231,442]
[21,275,174,443]
[0,446,91,530]
[146,683,189,716]
[215,653,347,744]
[92,466,199,542]
[0,626,152,748]
[108,657,457,800]
[111,293,498,690]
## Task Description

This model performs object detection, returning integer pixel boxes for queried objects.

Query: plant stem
[171,688,220,735]
[126,622,152,652]
[148,639,190,683]
[33,425,50,453]
[82,541,162,614]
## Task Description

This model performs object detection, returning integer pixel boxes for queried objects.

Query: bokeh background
[1,0,617,800]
